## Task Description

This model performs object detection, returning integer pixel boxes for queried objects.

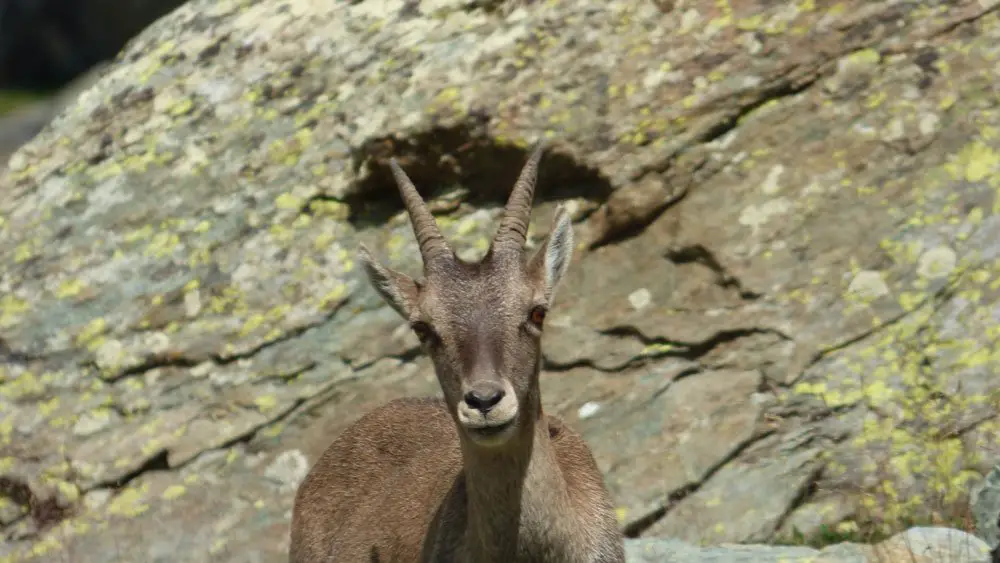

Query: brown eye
[411,322,434,343]
[529,306,546,328]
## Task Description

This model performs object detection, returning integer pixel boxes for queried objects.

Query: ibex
[289,143,626,563]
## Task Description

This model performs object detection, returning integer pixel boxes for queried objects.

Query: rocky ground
[2,0,1000,561]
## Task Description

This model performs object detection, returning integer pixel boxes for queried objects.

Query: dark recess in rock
[0,476,72,536]
[336,123,614,229]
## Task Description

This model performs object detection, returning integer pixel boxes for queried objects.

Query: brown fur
[289,144,626,562]
[290,398,623,562]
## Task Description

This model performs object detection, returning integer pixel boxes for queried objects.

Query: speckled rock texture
[2,0,1000,561]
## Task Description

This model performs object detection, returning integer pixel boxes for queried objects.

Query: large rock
[2,0,1000,560]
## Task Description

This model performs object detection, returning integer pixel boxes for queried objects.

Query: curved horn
[493,141,545,251]
[389,158,452,263]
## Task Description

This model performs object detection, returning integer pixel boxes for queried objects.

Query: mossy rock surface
[1,0,1000,561]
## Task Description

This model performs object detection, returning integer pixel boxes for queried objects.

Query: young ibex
[289,143,626,563]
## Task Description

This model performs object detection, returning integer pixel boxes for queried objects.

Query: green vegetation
[779,505,977,550]
[0,90,47,116]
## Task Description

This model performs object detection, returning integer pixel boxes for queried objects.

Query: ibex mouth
[469,419,514,438]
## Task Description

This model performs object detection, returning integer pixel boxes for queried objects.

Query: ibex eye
[411,322,434,343]
[529,306,547,327]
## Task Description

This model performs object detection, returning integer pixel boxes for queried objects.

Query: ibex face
[359,144,573,448]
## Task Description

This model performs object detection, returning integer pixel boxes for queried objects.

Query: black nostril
[464,387,504,413]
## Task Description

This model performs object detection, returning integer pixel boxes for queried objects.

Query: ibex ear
[527,205,574,302]
[358,244,420,319]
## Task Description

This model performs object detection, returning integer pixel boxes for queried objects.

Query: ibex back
[289,143,626,563]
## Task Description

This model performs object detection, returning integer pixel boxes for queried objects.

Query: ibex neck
[460,415,574,562]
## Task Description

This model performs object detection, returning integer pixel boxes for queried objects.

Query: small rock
[972,463,1000,551]
[83,488,113,511]
[190,361,214,378]
[578,401,601,420]
[625,536,821,562]
[628,288,652,310]
[918,112,941,137]
[144,331,171,354]
[738,198,792,231]
[847,270,889,300]
[94,339,125,371]
[264,449,310,491]
[6,151,26,172]
[626,527,990,562]
[679,9,701,33]
[825,48,881,98]
[882,117,906,142]
[865,526,992,563]
[777,494,856,540]
[760,164,785,195]
[184,447,236,473]
[917,245,957,279]
[72,408,114,437]
[742,32,764,55]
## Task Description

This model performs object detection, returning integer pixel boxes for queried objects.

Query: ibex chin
[289,143,626,563]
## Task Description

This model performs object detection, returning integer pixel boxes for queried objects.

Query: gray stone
[626,527,992,563]
[3,0,1000,560]
[972,463,1000,551]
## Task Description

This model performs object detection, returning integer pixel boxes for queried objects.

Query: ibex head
[358,143,573,448]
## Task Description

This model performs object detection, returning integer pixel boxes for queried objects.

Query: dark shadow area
[96,449,171,491]
[0,0,187,90]
[621,483,697,538]
[0,475,73,534]
[333,122,614,229]
[664,243,763,300]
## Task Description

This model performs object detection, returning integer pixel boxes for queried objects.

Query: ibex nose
[463,382,505,414]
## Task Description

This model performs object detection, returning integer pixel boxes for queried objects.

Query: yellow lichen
[319,284,347,309]
[29,536,62,558]
[254,395,278,411]
[0,294,29,327]
[275,192,303,210]
[169,97,195,116]
[55,278,87,299]
[240,313,267,336]
[162,484,187,500]
[38,396,60,416]
[107,486,149,517]
[14,242,35,263]
[145,231,182,258]
[75,317,108,347]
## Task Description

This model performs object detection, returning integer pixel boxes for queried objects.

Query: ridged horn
[493,141,545,251]
[388,158,452,263]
